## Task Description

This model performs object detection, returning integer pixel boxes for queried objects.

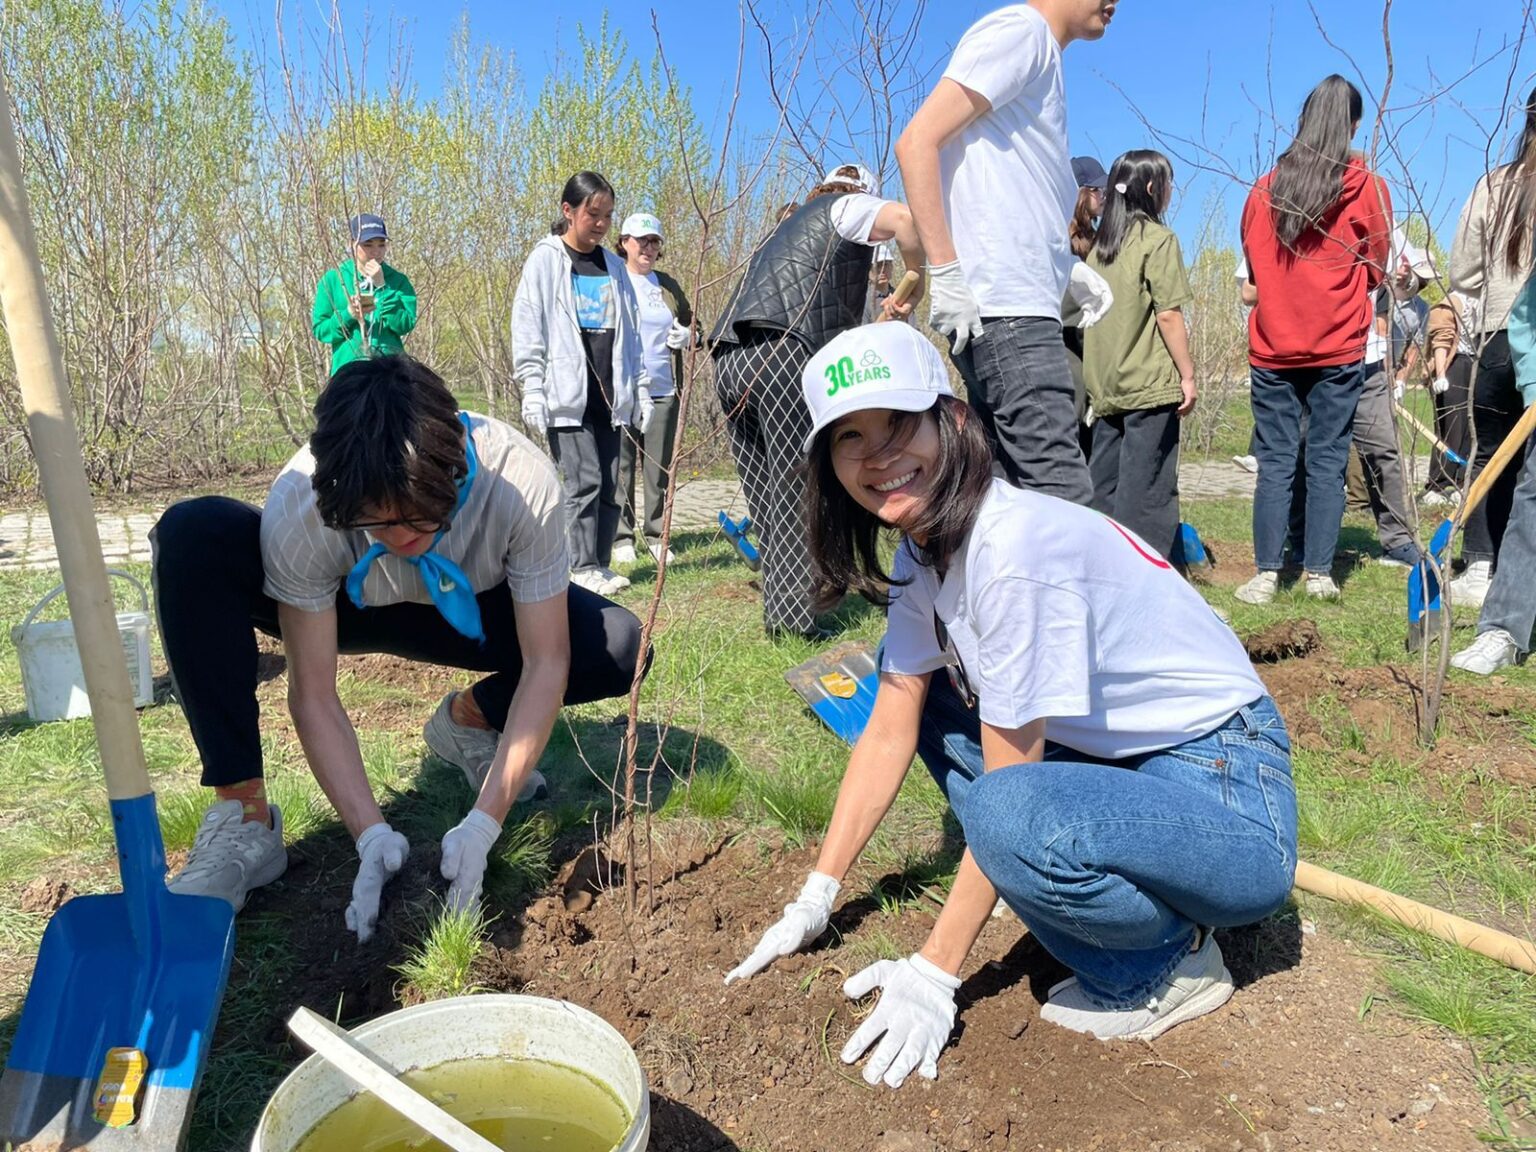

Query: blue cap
[348,213,388,243]
[1070,156,1107,191]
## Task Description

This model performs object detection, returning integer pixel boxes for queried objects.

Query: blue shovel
[0,75,235,1150]
[718,511,762,570]
[1406,401,1536,651]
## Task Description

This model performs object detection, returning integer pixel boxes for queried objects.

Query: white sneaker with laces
[1234,571,1278,604]
[1041,932,1234,1041]
[1450,628,1521,675]
[1450,560,1492,610]
[423,692,548,799]
[611,543,638,565]
[1231,454,1259,474]
[570,568,619,595]
[1305,572,1341,599]
[599,566,631,591]
[168,799,287,911]
[646,539,677,564]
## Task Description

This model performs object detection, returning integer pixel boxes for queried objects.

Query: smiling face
[829,407,941,531]
[623,233,661,274]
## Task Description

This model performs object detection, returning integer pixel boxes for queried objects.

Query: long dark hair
[1092,150,1173,266]
[805,397,993,609]
[551,170,615,236]
[1502,87,1536,274]
[1269,75,1363,250]
[312,356,465,530]
[1069,187,1099,259]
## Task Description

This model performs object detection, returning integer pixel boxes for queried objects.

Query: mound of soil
[1245,619,1322,664]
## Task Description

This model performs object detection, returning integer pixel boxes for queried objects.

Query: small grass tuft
[395,903,489,1002]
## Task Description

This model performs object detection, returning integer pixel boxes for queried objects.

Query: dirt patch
[454,831,1485,1152]
[18,876,73,915]
[1245,619,1323,664]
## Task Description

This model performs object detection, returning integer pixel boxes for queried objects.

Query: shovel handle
[1294,860,1536,975]
[287,1008,503,1152]
[1392,402,1464,465]
[0,71,151,799]
[877,270,922,321]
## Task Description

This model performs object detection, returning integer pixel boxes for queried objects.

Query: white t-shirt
[625,268,676,397]
[881,480,1267,758]
[261,412,570,612]
[829,192,890,245]
[940,5,1076,319]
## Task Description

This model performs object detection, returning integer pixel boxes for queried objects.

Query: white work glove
[1067,261,1115,327]
[665,319,693,350]
[1432,374,1451,395]
[723,871,839,983]
[521,391,547,437]
[1392,378,1405,403]
[440,808,501,916]
[926,261,984,353]
[636,387,655,434]
[840,952,961,1088]
[346,822,409,943]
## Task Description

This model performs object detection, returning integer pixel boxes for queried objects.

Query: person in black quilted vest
[710,163,924,638]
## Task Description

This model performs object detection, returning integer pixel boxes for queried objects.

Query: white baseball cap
[620,211,664,239]
[801,322,954,451]
[821,163,876,194]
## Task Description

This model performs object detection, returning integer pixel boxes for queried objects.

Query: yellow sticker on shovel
[93,1046,148,1128]
[819,671,859,699]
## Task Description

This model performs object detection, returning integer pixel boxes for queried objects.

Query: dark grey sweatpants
[1089,403,1182,560]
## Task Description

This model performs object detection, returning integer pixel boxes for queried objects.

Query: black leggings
[151,497,646,787]
[1463,330,1529,565]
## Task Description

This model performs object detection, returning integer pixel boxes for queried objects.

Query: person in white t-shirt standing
[611,212,697,566]
[150,356,646,940]
[896,1,1117,505]
[709,163,925,639]
[725,321,1297,1087]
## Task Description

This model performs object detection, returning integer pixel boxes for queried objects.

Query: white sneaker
[1041,932,1234,1041]
[1232,454,1259,474]
[570,568,620,595]
[611,543,638,565]
[1234,571,1278,604]
[1421,489,1456,508]
[1450,560,1492,610]
[423,692,548,800]
[168,800,287,911]
[1450,628,1521,675]
[1305,573,1341,599]
[599,566,631,591]
[645,539,677,564]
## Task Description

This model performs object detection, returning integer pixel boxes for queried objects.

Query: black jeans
[1462,331,1528,565]
[151,497,646,787]
[1088,403,1181,561]
[1428,352,1473,494]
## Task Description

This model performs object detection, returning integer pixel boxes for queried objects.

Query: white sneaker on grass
[611,543,638,565]
[599,566,631,591]
[423,692,549,800]
[1450,628,1521,675]
[1450,560,1492,610]
[646,539,677,564]
[1041,931,1234,1041]
[570,568,622,595]
[1305,572,1341,599]
[1231,454,1259,474]
[168,800,286,911]
[1234,571,1278,605]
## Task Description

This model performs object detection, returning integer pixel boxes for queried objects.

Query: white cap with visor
[801,322,954,452]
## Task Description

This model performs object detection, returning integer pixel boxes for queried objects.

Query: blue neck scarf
[345,412,484,642]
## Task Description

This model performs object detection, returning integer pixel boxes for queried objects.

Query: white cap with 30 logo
[801,322,954,452]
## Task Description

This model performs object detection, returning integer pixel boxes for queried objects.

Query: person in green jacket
[312,213,418,372]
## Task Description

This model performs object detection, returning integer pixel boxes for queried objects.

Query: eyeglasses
[338,515,445,535]
[634,237,662,251]
[933,612,977,709]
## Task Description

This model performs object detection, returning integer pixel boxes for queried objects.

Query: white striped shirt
[260,412,569,612]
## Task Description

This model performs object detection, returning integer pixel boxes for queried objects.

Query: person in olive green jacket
[1083,150,1196,563]
[312,214,418,372]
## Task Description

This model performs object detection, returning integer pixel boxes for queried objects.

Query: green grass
[0,500,1533,1146]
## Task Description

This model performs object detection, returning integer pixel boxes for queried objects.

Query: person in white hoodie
[513,171,652,596]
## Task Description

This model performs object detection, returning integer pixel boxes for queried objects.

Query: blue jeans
[1250,362,1364,573]
[949,316,1094,506]
[914,670,1298,1008]
[1480,439,1536,651]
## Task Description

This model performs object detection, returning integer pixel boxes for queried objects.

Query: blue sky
[223,0,1536,252]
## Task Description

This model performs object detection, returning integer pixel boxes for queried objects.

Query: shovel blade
[1,879,234,1149]
[1175,522,1213,571]
[785,641,880,745]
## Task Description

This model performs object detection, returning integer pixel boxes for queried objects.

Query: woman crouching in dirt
[724,321,1298,1088]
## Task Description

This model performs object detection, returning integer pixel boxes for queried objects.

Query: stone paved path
[0,457,1435,573]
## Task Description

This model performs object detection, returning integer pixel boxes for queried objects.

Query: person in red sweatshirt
[1236,74,1392,604]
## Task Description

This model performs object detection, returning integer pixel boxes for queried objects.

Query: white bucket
[10,569,153,722]
[251,995,650,1152]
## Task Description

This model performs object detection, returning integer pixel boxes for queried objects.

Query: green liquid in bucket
[290,1056,631,1152]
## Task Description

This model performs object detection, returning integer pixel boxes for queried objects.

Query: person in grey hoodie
[512,171,651,596]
